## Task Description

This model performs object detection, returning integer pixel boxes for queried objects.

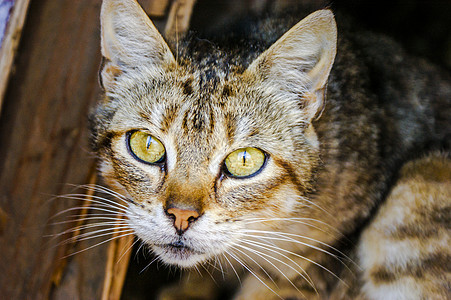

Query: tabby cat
[89,0,451,298]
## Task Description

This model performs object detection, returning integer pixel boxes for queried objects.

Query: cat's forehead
[109,59,301,158]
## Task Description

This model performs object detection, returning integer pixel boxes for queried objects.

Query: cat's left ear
[100,0,176,89]
[245,10,337,122]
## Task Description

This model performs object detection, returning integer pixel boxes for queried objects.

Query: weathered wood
[0,0,106,298]
[0,0,30,115]
[101,223,134,300]
[145,0,171,17]
[165,0,197,39]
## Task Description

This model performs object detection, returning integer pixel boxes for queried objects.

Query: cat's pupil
[146,136,152,149]
[242,151,247,166]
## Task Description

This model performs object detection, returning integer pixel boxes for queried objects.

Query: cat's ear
[100,0,175,89]
[246,9,337,122]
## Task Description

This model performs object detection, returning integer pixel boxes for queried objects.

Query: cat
[89,0,451,298]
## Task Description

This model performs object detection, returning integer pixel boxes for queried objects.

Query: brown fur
[88,0,451,298]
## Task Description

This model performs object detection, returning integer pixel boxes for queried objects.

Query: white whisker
[55,206,127,217]
[117,237,139,265]
[243,217,344,237]
[64,231,136,258]
[233,243,308,297]
[239,238,316,292]
[57,220,129,236]
[240,232,347,285]
[227,248,283,300]
[296,195,333,218]
[51,215,128,226]
[57,193,129,211]
[229,244,278,288]
[222,251,242,285]
[241,229,352,264]
[60,227,134,245]
[140,255,160,274]
[76,184,128,202]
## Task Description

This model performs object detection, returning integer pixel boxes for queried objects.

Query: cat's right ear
[100,0,175,90]
[245,9,337,122]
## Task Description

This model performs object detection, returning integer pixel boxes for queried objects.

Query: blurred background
[0,0,449,299]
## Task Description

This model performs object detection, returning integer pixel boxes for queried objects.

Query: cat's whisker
[296,195,334,218]
[242,217,339,238]
[63,231,136,259]
[50,220,130,238]
[241,229,355,266]
[214,255,226,280]
[201,263,218,285]
[140,255,160,274]
[75,184,129,202]
[242,217,345,237]
[239,233,348,285]
[239,238,316,292]
[192,264,202,277]
[56,193,130,211]
[70,228,134,244]
[222,251,242,286]
[135,241,147,260]
[54,206,127,218]
[53,195,129,215]
[117,237,139,265]
[228,244,278,288]
[227,248,283,300]
[234,242,311,296]
[204,258,224,275]
[65,183,127,200]
[59,227,134,245]
[50,215,128,226]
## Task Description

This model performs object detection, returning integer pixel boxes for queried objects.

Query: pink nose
[166,207,200,233]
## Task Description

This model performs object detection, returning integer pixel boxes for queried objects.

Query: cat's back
[330,152,451,299]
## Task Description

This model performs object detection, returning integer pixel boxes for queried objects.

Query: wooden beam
[0,0,30,115]
[165,0,197,39]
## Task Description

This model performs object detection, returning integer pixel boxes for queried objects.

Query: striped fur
[89,0,451,298]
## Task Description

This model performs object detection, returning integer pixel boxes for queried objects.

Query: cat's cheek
[215,161,293,212]
[126,203,174,245]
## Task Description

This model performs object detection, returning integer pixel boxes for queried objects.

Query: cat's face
[91,0,336,268]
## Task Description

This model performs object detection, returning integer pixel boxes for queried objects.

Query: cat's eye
[224,147,266,178]
[127,131,165,164]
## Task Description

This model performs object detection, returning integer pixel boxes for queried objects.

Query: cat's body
[90,0,451,299]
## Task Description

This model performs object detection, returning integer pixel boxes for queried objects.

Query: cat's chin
[152,244,208,268]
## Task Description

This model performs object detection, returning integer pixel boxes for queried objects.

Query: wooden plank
[0,0,30,115]
[165,0,197,39]
[145,0,171,17]
[101,223,135,300]
[0,0,106,298]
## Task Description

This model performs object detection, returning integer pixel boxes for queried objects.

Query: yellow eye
[225,147,266,178]
[128,131,165,164]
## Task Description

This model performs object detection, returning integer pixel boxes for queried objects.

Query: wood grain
[0,0,106,298]
[165,0,197,39]
[0,0,30,115]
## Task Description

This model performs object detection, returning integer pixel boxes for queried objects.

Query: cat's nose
[165,207,200,234]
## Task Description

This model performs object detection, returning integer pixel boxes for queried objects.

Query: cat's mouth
[166,241,198,253]
[152,241,207,267]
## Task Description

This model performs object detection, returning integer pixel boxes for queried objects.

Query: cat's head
[91,0,336,268]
